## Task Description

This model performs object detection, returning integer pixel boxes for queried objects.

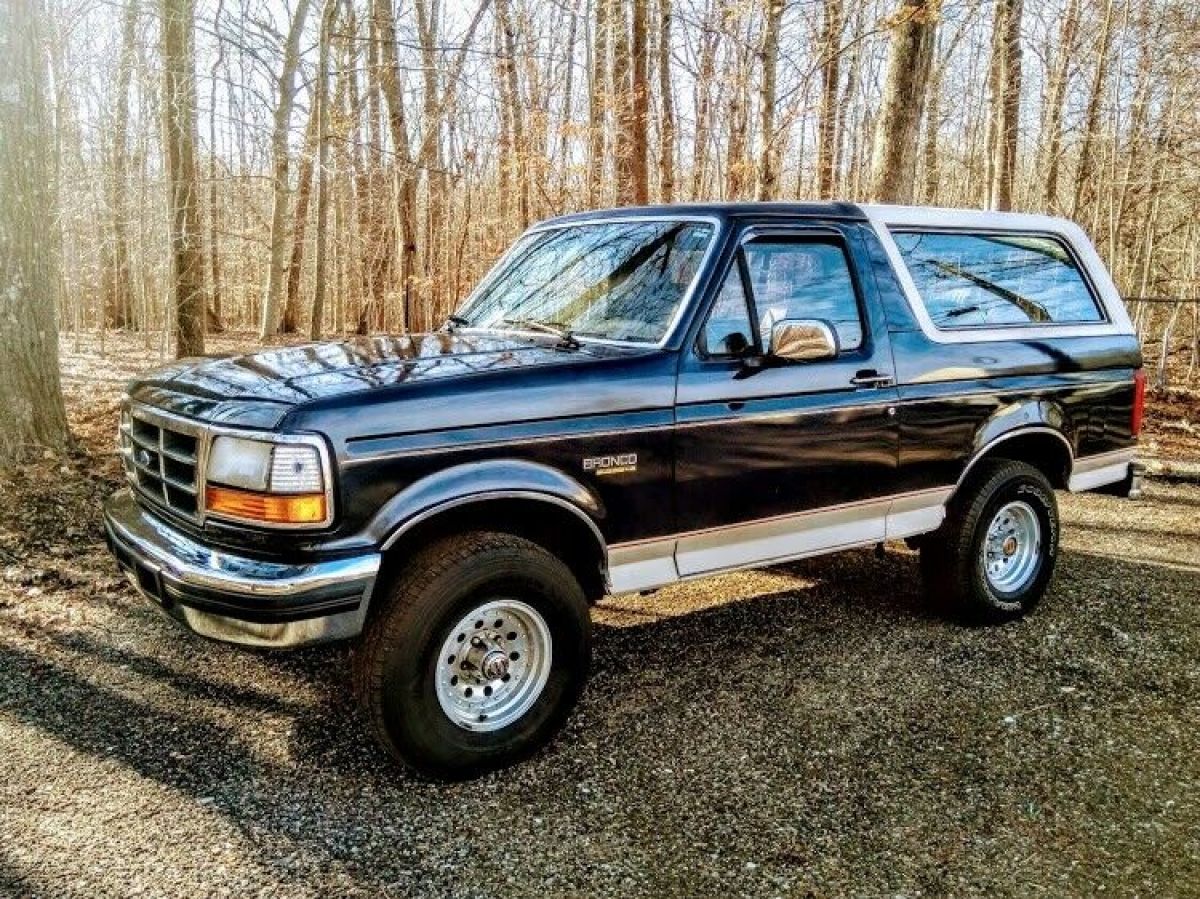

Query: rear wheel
[920,459,1059,624]
[354,531,591,780]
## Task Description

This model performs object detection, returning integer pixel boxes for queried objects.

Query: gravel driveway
[2,468,1198,897]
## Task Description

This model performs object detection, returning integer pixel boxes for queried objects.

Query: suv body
[103,203,1144,777]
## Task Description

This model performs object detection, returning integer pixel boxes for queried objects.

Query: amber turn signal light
[205,484,328,525]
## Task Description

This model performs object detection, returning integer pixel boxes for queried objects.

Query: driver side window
[701,267,756,358]
[700,236,865,359]
[743,239,863,351]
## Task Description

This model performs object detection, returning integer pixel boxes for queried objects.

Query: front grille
[119,407,203,521]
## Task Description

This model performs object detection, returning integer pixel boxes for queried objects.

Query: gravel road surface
[2,457,1198,897]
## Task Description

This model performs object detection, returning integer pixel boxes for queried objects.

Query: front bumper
[103,490,380,648]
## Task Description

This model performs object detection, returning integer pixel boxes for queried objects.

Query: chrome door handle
[850,371,894,388]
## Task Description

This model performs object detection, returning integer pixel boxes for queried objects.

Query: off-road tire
[353,531,591,780]
[920,459,1059,624]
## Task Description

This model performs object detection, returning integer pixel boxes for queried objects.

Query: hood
[127,333,624,429]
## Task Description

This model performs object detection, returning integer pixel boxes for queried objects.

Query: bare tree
[310,0,337,339]
[0,0,71,461]
[207,0,225,329]
[372,0,416,328]
[657,0,676,201]
[869,0,939,203]
[1072,0,1115,218]
[690,0,720,199]
[496,0,530,226]
[611,0,639,203]
[258,0,312,340]
[281,108,320,334]
[1039,0,1079,210]
[588,0,611,206]
[28,0,1200,383]
[816,0,843,199]
[755,0,785,200]
[985,0,1022,210]
[161,0,206,356]
[723,2,753,198]
[630,0,650,203]
[107,0,138,330]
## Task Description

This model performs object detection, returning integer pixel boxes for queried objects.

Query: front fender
[357,459,606,550]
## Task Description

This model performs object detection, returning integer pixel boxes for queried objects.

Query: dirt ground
[1,332,1198,897]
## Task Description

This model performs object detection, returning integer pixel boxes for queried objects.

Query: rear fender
[957,399,1075,489]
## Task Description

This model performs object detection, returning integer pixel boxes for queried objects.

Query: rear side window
[891,231,1104,329]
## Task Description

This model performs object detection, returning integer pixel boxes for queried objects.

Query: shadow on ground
[2,538,1197,896]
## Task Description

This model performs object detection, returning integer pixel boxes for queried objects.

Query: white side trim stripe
[607,487,952,593]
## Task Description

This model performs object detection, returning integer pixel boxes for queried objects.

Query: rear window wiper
[944,304,984,319]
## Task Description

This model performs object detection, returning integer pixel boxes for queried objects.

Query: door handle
[850,370,894,388]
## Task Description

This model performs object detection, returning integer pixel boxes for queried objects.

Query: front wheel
[354,532,591,780]
[921,459,1060,624]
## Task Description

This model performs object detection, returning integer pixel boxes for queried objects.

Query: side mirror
[767,319,839,363]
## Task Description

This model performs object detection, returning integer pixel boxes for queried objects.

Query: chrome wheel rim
[434,599,552,732]
[982,500,1042,593]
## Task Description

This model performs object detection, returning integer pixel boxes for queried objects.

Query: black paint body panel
[115,204,1142,566]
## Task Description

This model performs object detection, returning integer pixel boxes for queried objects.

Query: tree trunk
[986,0,1022,210]
[0,0,71,462]
[629,0,650,203]
[415,0,441,316]
[754,0,784,200]
[835,0,864,197]
[258,0,312,340]
[108,0,138,330]
[657,0,676,202]
[690,0,719,199]
[372,0,416,330]
[587,0,611,206]
[921,33,943,203]
[558,3,579,207]
[207,0,224,328]
[360,1,388,333]
[723,5,751,198]
[496,0,530,226]
[815,0,842,199]
[611,0,637,203]
[1071,0,1115,218]
[310,0,337,340]
[161,0,206,357]
[281,109,320,333]
[868,0,939,204]
[1039,0,1078,211]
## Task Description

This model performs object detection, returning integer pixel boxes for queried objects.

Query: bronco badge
[583,453,638,476]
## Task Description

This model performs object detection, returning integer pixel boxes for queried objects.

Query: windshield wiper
[495,317,581,349]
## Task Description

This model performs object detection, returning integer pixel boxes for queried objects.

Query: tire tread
[352,531,581,774]
[921,459,1058,624]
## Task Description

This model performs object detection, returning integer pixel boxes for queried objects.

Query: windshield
[456,220,715,344]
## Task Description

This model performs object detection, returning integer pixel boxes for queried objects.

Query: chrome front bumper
[103,490,380,648]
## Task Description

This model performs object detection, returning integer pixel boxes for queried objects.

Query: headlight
[204,435,330,527]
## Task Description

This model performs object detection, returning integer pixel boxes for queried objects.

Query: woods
[3,0,1200,459]
[0,0,71,461]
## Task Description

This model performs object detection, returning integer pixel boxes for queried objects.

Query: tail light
[1131,368,1146,437]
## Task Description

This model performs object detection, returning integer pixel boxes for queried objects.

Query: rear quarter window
[891,231,1105,329]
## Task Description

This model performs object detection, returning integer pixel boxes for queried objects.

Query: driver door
[673,224,900,577]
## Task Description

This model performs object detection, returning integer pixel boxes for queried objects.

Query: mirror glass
[768,319,839,362]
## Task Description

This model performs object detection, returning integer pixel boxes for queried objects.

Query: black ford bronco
[104,203,1144,779]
